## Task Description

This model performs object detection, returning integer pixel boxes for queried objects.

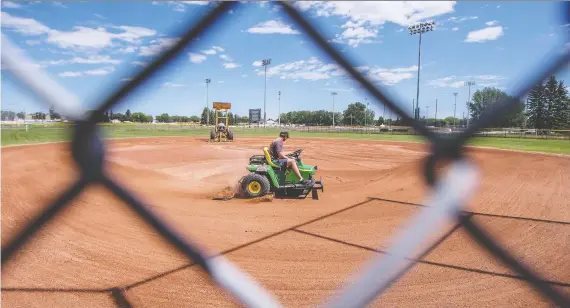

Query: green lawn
[2,124,569,155]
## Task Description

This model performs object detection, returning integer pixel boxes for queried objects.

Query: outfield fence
[3,122,570,141]
[2,2,569,308]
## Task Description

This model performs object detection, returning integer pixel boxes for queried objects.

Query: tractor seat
[263,147,282,170]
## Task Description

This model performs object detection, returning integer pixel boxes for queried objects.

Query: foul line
[124,198,376,290]
[291,229,570,288]
[368,197,570,226]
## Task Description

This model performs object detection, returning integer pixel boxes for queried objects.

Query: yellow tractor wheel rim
[248,181,261,194]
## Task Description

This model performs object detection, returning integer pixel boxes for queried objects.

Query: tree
[469,86,526,128]
[200,107,209,124]
[552,80,570,129]
[131,112,152,123]
[155,113,171,123]
[189,115,200,122]
[526,82,548,129]
[1,110,16,121]
[125,109,132,122]
[32,112,46,120]
[342,102,368,126]
[17,112,25,120]
[376,116,384,125]
[49,105,61,120]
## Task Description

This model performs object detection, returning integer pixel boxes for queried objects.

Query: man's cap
[279,131,289,138]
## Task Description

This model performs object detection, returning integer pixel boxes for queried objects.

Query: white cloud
[223,62,240,69]
[219,54,232,61]
[53,2,67,8]
[42,55,121,66]
[132,61,146,66]
[465,26,504,43]
[1,12,157,51]
[257,57,339,81]
[112,26,157,44]
[139,37,178,56]
[58,66,115,77]
[254,57,414,85]
[485,20,498,26]
[448,16,478,23]
[201,45,224,55]
[25,40,41,46]
[85,66,115,75]
[241,74,248,78]
[117,46,138,53]
[218,81,225,83]
[59,71,83,78]
[296,1,456,27]
[189,52,207,63]
[1,12,50,35]
[163,82,186,87]
[246,20,300,35]
[94,13,105,19]
[452,27,459,31]
[427,75,505,88]
[2,2,22,9]
[331,20,380,47]
[152,1,208,12]
[358,65,419,85]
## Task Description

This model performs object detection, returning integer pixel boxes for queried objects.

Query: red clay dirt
[1,136,569,307]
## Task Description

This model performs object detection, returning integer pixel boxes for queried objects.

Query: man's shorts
[278,158,288,168]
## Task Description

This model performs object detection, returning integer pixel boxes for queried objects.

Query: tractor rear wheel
[227,128,234,141]
[241,173,270,198]
[210,128,216,141]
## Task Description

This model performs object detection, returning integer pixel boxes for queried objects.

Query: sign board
[213,102,231,110]
[249,108,261,123]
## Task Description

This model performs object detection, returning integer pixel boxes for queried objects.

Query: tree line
[467,77,569,129]
[5,79,569,129]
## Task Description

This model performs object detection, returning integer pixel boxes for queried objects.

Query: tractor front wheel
[210,128,216,141]
[241,173,270,198]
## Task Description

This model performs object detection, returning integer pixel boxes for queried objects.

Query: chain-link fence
[2,2,569,307]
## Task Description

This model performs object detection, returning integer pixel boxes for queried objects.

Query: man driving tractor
[269,131,311,185]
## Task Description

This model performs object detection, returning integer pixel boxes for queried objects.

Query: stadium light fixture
[262,58,271,128]
[453,92,458,128]
[407,21,435,121]
[205,78,211,125]
[464,80,475,127]
[331,92,337,127]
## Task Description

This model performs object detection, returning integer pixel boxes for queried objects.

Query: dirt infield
[2,136,569,307]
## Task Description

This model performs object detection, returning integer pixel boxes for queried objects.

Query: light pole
[331,92,337,127]
[262,58,271,128]
[205,78,211,125]
[464,80,475,127]
[453,92,458,128]
[364,98,369,128]
[426,105,430,124]
[435,99,438,127]
[278,90,281,127]
[408,21,435,121]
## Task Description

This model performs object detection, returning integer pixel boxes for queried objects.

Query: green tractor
[240,147,324,200]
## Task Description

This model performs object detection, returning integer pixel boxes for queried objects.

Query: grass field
[2,124,570,155]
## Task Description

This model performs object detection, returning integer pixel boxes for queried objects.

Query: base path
[2,136,569,307]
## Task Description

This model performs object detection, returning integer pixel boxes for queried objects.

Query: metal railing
[2,2,569,307]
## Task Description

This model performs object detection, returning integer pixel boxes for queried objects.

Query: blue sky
[2,1,569,120]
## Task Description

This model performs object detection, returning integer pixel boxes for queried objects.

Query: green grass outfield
[2,124,569,155]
